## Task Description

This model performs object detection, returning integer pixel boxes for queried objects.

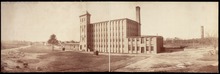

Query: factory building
[79,6,164,54]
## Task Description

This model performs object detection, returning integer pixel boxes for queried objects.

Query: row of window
[80,25,86,32]
[91,32,124,38]
[93,44,124,48]
[91,20,124,32]
[92,38,124,42]
[80,18,86,22]
[91,24,124,32]
[92,20,125,27]
[128,38,150,42]
[128,46,154,51]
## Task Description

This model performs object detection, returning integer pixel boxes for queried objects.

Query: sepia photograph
[1,2,218,72]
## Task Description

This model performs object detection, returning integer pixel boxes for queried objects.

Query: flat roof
[91,18,138,24]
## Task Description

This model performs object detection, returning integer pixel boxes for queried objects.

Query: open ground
[1,44,218,72]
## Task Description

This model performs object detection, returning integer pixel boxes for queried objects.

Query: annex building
[79,6,164,54]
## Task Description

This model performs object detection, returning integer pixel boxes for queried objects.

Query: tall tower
[201,26,204,39]
[79,11,91,51]
[136,6,141,36]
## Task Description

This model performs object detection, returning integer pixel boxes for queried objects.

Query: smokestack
[201,26,204,39]
[136,6,140,24]
[136,6,141,36]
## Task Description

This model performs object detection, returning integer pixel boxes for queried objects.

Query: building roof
[91,18,138,24]
[79,11,91,17]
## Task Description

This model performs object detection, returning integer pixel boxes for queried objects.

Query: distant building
[201,26,204,39]
[79,6,164,54]
[63,42,80,50]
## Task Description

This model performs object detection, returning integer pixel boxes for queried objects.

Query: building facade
[79,6,164,54]
[63,43,80,51]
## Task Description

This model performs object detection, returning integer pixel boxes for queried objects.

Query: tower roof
[79,10,91,17]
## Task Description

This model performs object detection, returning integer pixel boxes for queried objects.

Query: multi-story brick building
[79,6,164,54]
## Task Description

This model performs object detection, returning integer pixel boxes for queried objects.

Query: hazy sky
[1,2,218,42]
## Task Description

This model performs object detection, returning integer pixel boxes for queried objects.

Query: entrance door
[141,47,144,53]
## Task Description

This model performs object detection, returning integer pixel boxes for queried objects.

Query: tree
[48,34,59,51]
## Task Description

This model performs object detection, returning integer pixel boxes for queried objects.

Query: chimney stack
[136,6,141,36]
[136,6,141,24]
[201,26,204,39]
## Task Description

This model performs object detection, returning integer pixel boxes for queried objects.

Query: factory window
[141,47,144,53]
[151,46,154,51]
[128,38,130,41]
[146,46,148,51]
[132,46,135,51]
[141,38,144,43]
[137,47,139,51]
[137,39,139,41]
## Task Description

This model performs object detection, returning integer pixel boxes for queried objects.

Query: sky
[1,2,218,42]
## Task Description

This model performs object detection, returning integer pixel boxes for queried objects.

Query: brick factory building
[79,6,164,54]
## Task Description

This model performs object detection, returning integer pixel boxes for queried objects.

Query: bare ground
[1,45,140,72]
[1,45,218,72]
[114,47,218,72]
